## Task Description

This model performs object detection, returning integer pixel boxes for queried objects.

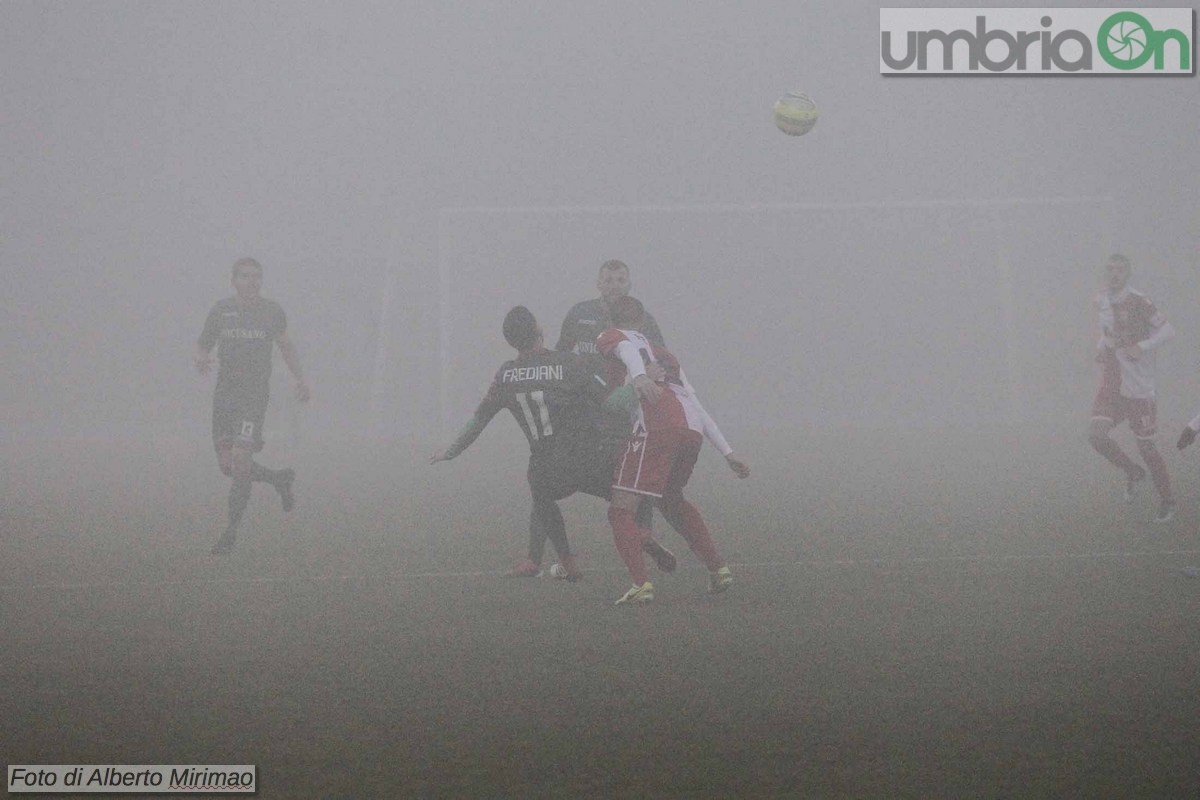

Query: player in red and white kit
[597,296,750,604]
[1088,254,1176,522]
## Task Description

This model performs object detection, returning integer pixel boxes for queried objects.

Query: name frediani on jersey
[501,365,563,383]
[221,328,270,339]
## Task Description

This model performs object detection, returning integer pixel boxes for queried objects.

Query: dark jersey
[555,298,665,370]
[447,348,609,459]
[556,299,664,448]
[199,297,287,396]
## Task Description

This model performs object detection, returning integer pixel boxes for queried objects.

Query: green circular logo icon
[1098,12,1155,69]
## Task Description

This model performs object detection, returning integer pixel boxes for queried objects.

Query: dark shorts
[528,443,613,502]
[212,389,269,452]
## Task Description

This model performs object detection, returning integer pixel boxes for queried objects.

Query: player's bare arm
[275,332,310,402]
[1177,427,1196,450]
[194,344,213,374]
[1118,314,1173,361]
[431,415,489,465]
[724,454,751,479]
[1178,413,1200,450]
[633,373,663,404]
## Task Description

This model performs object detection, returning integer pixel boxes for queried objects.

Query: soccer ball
[773,92,818,136]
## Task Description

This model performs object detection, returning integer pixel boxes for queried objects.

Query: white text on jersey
[502,365,563,383]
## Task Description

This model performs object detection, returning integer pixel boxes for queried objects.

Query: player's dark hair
[503,306,539,350]
[1107,253,1131,270]
[599,259,629,275]
[609,295,644,328]
[232,257,263,278]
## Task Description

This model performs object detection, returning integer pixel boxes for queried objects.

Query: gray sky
[3,1,1197,443]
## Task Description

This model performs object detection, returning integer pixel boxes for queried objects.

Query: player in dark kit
[432,306,676,581]
[195,258,310,555]
[556,259,667,550]
[556,259,666,362]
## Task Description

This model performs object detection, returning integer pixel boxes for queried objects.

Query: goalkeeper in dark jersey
[556,259,666,552]
[195,258,310,555]
[432,306,676,581]
[556,260,666,361]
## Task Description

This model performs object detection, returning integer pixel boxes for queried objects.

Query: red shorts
[1092,389,1157,438]
[612,428,702,498]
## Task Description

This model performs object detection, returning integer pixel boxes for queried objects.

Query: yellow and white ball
[773,92,818,136]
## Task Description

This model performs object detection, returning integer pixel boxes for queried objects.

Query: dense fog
[4,7,1200,795]
[3,1,1197,449]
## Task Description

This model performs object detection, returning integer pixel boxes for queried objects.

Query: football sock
[661,497,722,572]
[532,496,570,562]
[607,506,649,586]
[526,506,547,565]
[226,476,252,534]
